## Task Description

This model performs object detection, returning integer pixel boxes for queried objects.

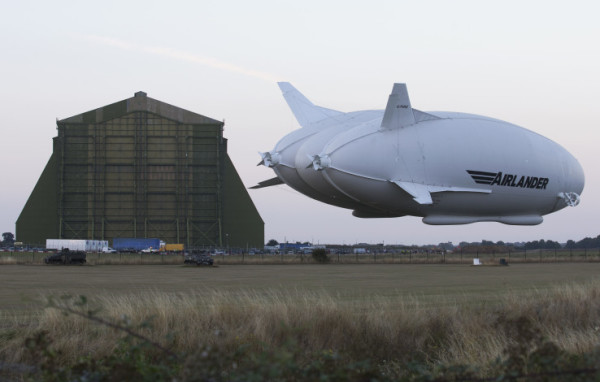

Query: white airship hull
[254,83,584,225]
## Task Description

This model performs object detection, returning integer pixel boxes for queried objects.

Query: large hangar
[17,91,264,248]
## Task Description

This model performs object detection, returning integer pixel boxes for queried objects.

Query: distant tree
[438,242,454,251]
[561,235,600,249]
[312,248,329,263]
[266,239,279,246]
[543,240,561,249]
[524,240,540,250]
[523,239,562,250]
[577,236,600,249]
[481,240,494,246]
[496,241,505,246]
[1,232,14,247]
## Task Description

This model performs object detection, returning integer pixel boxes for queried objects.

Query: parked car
[44,249,86,265]
[101,247,117,253]
[184,252,214,266]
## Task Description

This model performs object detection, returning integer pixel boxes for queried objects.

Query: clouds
[82,34,280,83]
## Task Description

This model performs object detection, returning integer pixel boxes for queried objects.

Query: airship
[252,83,584,225]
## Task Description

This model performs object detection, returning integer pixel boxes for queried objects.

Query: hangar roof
[58,91,223,126]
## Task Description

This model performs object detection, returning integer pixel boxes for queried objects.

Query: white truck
[46,239,108,252]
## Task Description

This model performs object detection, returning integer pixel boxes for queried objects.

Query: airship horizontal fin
[278,82,344,128]
[249,177,285,189]
[393,181,434,204]
[393,181,491,205]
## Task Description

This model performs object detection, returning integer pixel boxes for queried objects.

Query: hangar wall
[17,92,264,248]
[16,154,59,242]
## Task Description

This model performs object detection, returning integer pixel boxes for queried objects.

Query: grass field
[2,262,600,316]
[2,263,600,380]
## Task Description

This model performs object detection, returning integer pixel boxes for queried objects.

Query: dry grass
[3,279,600,373]
[0,256,18,265]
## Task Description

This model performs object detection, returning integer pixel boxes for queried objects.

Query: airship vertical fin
[380,83,416,130]
[277,82,344,128]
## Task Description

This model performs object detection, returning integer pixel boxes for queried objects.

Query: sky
[1,0,599,246]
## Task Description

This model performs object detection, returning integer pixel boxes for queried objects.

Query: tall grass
[2,279,600,377]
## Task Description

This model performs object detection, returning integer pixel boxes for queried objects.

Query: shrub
[311,248,329,263]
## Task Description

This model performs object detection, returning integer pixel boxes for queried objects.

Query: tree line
[456,235,600,251]
[1,232,15,247]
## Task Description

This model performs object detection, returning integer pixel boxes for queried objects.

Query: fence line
[1,248,600,265]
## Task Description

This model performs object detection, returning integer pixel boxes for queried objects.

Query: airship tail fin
[249,177,285,189]
[381,83,416,129]
[381,84,441,129]
[278,82,344,128]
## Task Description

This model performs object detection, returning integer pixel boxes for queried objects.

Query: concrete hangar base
[17,91,264,249]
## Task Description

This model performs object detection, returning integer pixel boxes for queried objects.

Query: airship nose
[574,160,585,196]
[563,155,585,197]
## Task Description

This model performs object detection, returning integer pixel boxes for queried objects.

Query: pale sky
[1,0,598,246]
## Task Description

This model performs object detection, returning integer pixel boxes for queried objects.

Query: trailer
[162,243,184,252]
[113,238,161,252]
[46,239,108,252]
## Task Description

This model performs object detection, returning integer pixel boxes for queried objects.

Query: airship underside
[253,83,584,225]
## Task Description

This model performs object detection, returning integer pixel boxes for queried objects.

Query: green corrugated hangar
[17,91,264,249]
